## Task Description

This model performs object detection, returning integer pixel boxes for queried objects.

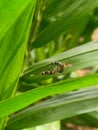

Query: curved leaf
[22,40,98,83]
[0,0,36,99]
[32,0,98,48]
[6,87,98,129]
[0,73,98,119]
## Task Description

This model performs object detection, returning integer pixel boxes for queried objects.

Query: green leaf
[32,0,98,48]
[6,86,98,129]
[32,121,60,130]
[0,0,36,99]
[45,0,74,16]
[0,0,36,128]
[64,112,98,127]
[0,0,35,41]
[22,40,98,83]
[0,73,98,120]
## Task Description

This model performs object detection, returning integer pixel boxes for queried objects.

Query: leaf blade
[32,0,98,48]
[0,73,98,119]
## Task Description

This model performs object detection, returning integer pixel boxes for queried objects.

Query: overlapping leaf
[0,0,36,99]
[0,73,98,120]
[22,41,98,83]
[0,0,36,128]
[6,86,98,129]
[32,0,98,48]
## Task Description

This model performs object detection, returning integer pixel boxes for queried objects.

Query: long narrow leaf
[6,87,98,129]
[32,0,98,48]
[0,73,98,119]
[0,0,35,41]
[0,0,36,99]
[22,41,98,83]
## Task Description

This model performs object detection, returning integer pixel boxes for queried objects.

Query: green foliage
[1,73,98,120]
[0,0,36,129]
[6,87,98,129]
[0,0,98,130]
[32,0,98,48]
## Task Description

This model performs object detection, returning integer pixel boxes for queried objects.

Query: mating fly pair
[42,61,72,76]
